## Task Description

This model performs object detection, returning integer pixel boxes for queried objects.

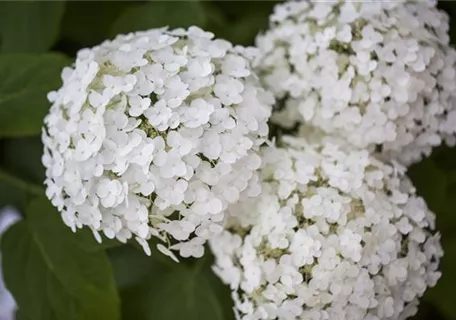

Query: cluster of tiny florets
[42,26,273,258]
[255,0,456,165]
[210,136,442,320]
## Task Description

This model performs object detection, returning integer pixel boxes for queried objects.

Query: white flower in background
[42,26,273,258]
[255,0,456,165]
[210,136,442,320]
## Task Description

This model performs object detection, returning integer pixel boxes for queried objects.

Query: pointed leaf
[1,197,120,320]
[0,53,69,137]
[0,1,65,53]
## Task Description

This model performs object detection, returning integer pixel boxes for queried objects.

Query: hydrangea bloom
[210,136,442,320]
[42,26,273,259]
[255,0,456,165]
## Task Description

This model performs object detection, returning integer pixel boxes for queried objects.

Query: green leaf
[1,136,45,184]
[434,170,456,238]
[0,1,65,52]
[0,137,45,210]
[408,158,447,213]
[227,13,270,46]
[409,150,456,239]
[425,239,456,320]
[0,167,43,211]
[0,53,69,137]
[118,247,234,320]
[108,245,165,289]
[199,2,228,39]
[111,1,207,36]
[1,197,120,320]
[429,145,456,172]
[108,245,170,320]
[201,0,281,46]
[62,1,134,46]
[210,1,277,21]
[144,264,225,320]
[0,180,25,210]
[203,253,235,320]
[413,301,447,320]
[120,286,148,320]
[15,309,31,320]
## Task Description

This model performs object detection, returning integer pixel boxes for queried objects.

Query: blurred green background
[0,1,455,320]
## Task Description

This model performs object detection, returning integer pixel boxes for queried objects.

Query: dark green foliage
[0,1,65,53]
[0,54,69,137]
[1,198,120,320]
[111,1,208,36]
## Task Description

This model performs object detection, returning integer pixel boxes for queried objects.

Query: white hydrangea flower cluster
[42,26,273,258]
[210,136,442,320]
[255,0,456,165]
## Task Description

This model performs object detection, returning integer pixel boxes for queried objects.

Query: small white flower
[214,75,244,106]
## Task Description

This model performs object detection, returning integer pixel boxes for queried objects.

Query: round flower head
[210,136,442,320]
[256,0,456,165]
[42,26,273,259]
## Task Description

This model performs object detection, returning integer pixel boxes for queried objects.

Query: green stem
[0,168,43,196]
